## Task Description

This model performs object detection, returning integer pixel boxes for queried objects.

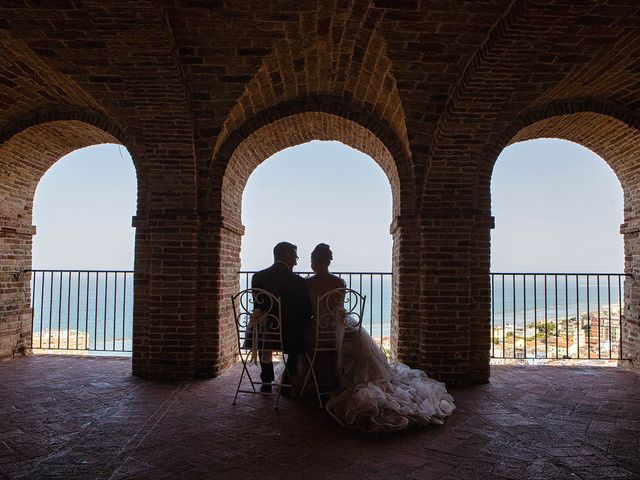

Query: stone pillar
[195,212,244,378]
[620,219,640,372]
[390,215,421,367]
[0,222,35,358]
[131,209,199,380]
[417,209,492,385]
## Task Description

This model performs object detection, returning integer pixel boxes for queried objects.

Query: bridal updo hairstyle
[311,243,333,267]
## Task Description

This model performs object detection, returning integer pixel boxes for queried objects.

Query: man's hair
[273,241,297,261]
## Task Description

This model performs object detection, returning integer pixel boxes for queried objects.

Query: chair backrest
[231,288,283,353]
[313,287,366,351]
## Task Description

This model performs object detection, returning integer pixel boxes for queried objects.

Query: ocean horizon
[29,271,624,352]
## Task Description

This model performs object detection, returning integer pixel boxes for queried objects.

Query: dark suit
[252,262,312,384]
[252,262,312,353]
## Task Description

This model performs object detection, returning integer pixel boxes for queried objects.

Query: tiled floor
[0,356,638,479]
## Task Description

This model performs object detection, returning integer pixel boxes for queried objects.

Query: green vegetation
[526,321,557,336]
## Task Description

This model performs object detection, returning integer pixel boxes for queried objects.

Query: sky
[491,139,623,272]
[241,141,392,271]
[32,144,137,270]
[31,138,624,273]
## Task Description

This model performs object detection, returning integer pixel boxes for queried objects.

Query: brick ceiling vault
[0,1,637,265]
[211,16,410,163]
[0,1,638,214]
[0,1,194,205]
[422,0,640,211]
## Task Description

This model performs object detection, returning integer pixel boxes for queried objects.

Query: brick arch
[0,106,143,186]
[477,100,640,211]
[479,102,640,371]
[222,113,400,226]
[206,106,416,373]
[509,101,639,170]
[0,114,139,359]
[214,97,414,222]
[2,106,123,143]
[212,16,410,163]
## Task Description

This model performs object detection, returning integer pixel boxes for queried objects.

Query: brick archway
[199,106,419,376]
[221,111,405,227]
[0,113,139,359]
[478,104,640,372]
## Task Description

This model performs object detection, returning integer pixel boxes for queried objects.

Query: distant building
[32,330,89,352]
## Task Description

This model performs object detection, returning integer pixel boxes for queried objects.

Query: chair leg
[273,354,289,409]
[234,350,295,409]
[233,364,249,405]
[301,351,323,408]
[234,352,258,404]
[300,352,317,397]
[309,364,323,408]
[300,352,311,395]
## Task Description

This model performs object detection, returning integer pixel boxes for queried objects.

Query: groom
[252,241,313,394]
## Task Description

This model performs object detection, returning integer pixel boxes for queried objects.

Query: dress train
[325,319,455,433]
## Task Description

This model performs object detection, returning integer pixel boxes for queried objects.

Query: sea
[491,273,625,327]
[30,271,624,353]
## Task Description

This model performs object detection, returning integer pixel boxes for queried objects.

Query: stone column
[417,209,492,385]
[620,219,640,372]
[131,209,199,380]
[195,212,244,378]
[390,214,422,367]
[0,222,35,358]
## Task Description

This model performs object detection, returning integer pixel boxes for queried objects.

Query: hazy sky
[491,139,623,272]
[32,144,137,270]
[31,138,624,273]
[241,141,392,271]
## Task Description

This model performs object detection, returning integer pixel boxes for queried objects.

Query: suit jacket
[252,262,312,354]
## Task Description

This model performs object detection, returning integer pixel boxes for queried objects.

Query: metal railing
[491,273,627,360]
[240,271,393,349]
[28,270,134,353]
[25,269,628,361]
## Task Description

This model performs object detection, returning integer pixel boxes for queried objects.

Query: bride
[305,243,455,433]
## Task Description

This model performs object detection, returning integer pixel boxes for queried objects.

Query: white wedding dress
[325,316,455,433]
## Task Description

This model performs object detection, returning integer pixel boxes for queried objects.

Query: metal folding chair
[231,288,290,408]
[301,287,366,408]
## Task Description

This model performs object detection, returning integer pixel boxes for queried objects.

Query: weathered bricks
[0,2,639,384]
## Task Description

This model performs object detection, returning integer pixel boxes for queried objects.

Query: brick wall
[0,118,120,360]
[207,109,415,375]
[1,2,639,384]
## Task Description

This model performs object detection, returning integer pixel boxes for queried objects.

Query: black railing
[26,269,628,361]
[28,270,134,353]
[491,273,627,360]
[240,271,392,350]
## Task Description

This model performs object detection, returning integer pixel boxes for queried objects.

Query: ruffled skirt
[325,327,455,433]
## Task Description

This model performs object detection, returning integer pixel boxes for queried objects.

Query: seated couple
[250,241,455,433]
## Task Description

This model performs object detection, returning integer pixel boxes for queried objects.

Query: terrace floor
[0,356,639,479]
